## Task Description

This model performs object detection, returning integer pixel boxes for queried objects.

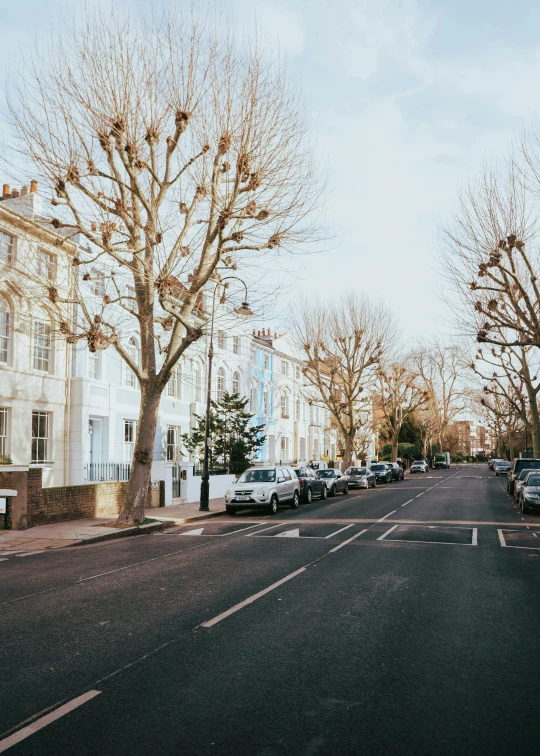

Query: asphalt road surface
[2,465,540,755]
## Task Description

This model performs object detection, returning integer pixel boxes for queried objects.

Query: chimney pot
[30,180,38,193]
[11,188,19,198]
[2,184,10,199]
[257,330,261,337]
[21,185,28,197]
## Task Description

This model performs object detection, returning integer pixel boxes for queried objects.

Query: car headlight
[526,493,540,500]
[225,488,232,498]
[257,487,269,496]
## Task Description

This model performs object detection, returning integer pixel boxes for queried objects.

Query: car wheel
[304,487,313,504]
[343,483,349,495]
[269,495,279,515]
[226,506,237,515]
[290,491,299,509]
[321,484,328,500]
[329,485,336,497]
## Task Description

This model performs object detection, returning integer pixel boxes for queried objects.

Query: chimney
[30,180,38,193]
[257,330,261,337]
[2,184,10,199]
[274,332,278,339]
[21,185,28,197]
[11,188,19,198]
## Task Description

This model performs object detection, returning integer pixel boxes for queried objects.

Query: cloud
[254,2,306,56]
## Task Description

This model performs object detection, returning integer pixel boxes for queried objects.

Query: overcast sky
[2,0,540,338]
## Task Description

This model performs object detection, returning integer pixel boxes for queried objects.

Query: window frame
[123,419,137,461]
[0,307,10,364]
[31,410,50,463]
[0,407,8,456]
[217,368,226,402]
[0,230,14,265]
[33,320,52,373]
[233,336,240,355]
[124,337,140,388]
[87,350,100,380]
[37,249,57,282]
[232,371,240,395]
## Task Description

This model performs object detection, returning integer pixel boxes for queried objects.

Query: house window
[232,371,240,395]
[88,351,99,380]
[280,436,289,463]
[126,285,137,312]
[217,368,226,402]
[310,404,313,424]
[295,398,300,421]
[281,360,289,376]
[0,407,8,456]
[0,309,10,363]
[38,250,56,281]
[193,364,202,402]
[0,231,14,264]
[168,365,182,399]
[295,366,301,381]
[124,337,139,388]
[91,269,106,296]
[166,425,181,461]
[315,406,319,424]
[263,389,269,416]
[233,336,240,355]
[31,411,50,463]
[218,331,226,350]
[281,391,289,418]
[264,354,270,370]
[123,420,137,461]
[313,439,319,459]
[33,321,52,372]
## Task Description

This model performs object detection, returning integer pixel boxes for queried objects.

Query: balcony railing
[85,462,131,482]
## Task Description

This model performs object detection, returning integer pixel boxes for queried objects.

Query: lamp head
[234,301,253,317]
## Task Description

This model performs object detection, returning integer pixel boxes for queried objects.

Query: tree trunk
[117,385,161,525]
[391,435,399,462]
[342,431,355,470]
[525,384,540,457]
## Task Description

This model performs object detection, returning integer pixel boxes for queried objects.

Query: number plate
[236,495,250,501]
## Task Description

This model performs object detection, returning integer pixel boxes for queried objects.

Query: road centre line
[198,567,307,628]
[0,691,101,754]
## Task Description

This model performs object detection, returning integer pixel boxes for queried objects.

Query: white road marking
[0,691,101,753]
[324,524,355,539]
[0,558,7,562]
[328,529,368,553]
[378,509,398,522]
[199,567,307,628]
[472,528,478,546]
[246,523,283,536]
[377,524,400,541]
[15,551,45,557]
[180,528,204,536]
[275,529,300,538]
[498,529,506,547]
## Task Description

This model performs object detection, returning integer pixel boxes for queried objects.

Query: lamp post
[199,277,253,512]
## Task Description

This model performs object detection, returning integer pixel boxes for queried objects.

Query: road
[1,465,540,755]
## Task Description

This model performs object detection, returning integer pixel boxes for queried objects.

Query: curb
[72,520,165,546]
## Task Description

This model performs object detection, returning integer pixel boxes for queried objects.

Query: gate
[172,463,182,498]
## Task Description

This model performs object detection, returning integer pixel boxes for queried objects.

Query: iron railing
[85,462,131,482]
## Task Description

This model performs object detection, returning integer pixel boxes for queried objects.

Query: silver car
[225,466,300,515]
[514,468,536,501]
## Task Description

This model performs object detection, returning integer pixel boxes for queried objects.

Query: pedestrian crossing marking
[275,529,300,538]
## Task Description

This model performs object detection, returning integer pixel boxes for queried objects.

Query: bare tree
[442,161,540,349]
[376,362,428,462]
[470,340,540,455]
[294,294,395,470]
[8,8,321,523]
[410,341,467,450]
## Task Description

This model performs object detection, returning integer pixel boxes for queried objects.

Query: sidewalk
[0,497,226,555]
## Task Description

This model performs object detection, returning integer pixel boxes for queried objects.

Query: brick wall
[28,476,152,526]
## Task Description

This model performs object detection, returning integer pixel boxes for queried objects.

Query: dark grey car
[316,468,349,497]
[344,467,376,489]
[518,472,540,514]
[386,462,404,481]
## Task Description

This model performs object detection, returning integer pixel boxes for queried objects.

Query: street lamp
[199,277,253,512]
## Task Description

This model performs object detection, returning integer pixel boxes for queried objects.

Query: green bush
[0,455,12,465]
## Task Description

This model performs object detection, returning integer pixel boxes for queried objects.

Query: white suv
[225,466,300,515]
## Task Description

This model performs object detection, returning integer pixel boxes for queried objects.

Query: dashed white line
[328,529,368,553]
[324,524,354,539]
[377,524,400,541]
[0,691,101,753]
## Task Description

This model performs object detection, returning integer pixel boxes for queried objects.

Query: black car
[386,462,404,481]
[294,467,327,503]
[316,469,349,496]
[518,471,540,514]
[507,458,540,495]
[370,463,393,484]
[344,467,376,489]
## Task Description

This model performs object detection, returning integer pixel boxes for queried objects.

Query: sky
[2,0,540,339]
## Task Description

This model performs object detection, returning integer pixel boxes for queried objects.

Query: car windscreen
[526,475,540,486]
[371,464,386,471]
[294,469,307,477]
[347,468,367,475]
[316,470,335,478]
[519,469,534,480]
[516,460,540,471]
[237,469,275,483]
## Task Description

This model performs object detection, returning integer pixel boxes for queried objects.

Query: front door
[89,419,102,465]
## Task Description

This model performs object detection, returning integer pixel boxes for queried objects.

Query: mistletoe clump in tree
[182,392,266,474]
[9,7,321,523]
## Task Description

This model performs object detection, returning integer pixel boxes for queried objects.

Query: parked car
[410,460,428,474]
[386,462,404,481]
[370,463,393,484]
[507,458,540,495]
[316,468,349,496]
[225,466,300,515]
[518,471,540,514]
[489,458,503,470]
[514,468,536,501]
[344,467,376,489]
[294,467,327,503]
[494,461,511,476]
